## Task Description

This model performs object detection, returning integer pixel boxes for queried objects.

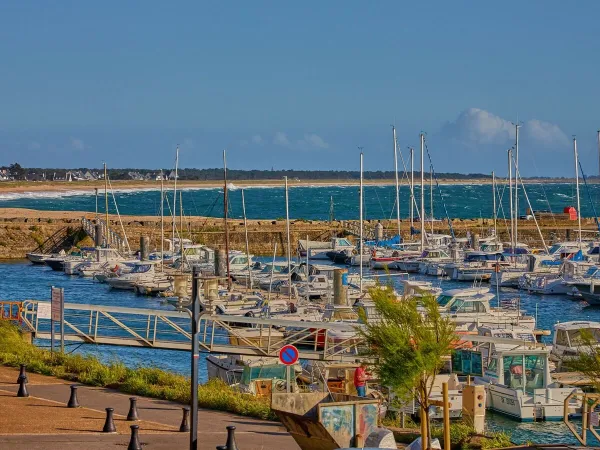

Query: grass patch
[0,321,275,420]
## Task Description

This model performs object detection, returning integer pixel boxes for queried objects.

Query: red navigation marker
[279,344,299,366]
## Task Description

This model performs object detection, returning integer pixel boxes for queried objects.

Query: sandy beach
[0,177,578,195]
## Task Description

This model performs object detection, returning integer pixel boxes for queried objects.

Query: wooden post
[442,382,450,450]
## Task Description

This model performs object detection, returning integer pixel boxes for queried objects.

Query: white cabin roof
[554,321,600,331]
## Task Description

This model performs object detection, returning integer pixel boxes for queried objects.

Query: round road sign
[279,344,299,366]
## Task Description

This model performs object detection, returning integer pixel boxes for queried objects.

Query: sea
[0,259,598,445]
[0,182,598,220]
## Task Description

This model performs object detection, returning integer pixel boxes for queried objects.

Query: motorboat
[434,287,536,331]
[26,252,51,264]
[298,237,355,260]
[417,248,453,275]
[520,258,594,295]
[215,297,290,317]
[444,251,508,282]
[106,261,158,290]
[471,340,581,421]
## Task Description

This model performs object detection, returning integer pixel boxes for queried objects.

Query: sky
[1,1,599,176]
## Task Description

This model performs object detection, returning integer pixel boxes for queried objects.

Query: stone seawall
[0,208,593,259]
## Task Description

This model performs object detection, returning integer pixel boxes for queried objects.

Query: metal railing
[20,301,364,362]
[81,217,127,252]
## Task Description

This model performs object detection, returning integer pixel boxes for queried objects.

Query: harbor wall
[0,208,594,259]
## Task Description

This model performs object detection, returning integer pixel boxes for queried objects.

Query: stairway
[81,217,128,252]
[31,226,87,254]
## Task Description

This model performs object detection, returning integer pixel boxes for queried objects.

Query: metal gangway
[19,300,364,362]
[81,217,128,252]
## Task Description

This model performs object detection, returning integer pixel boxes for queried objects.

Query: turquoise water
[0,182,598,220]
[0,260,599,445]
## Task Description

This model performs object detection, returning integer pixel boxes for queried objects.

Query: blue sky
[1,1,599,176]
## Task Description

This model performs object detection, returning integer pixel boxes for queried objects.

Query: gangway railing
[20,301,364,362]
[81,217,128,252]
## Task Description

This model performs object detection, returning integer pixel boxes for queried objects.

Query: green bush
[0,322,274,420]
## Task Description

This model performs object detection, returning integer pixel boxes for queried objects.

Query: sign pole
[50,286,55,354]
[190,267,200,450]
[286,365,291,393]
[60,288,65,354]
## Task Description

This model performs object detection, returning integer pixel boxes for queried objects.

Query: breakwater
[0,208,593,259]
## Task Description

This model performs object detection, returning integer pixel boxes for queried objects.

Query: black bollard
[127,397,139,421]
[17,364,28,384]
[17,377,29,398]
[67,385,80,408]
[179,407,190,432]
[225,425,239,450]
[103,407,117,433]
[127,424,142,450]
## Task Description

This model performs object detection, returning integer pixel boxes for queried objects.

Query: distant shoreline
[0,178,586,194]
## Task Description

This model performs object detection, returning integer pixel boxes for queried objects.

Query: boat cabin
[435,288,495,314]
[483,347,550,393]
[420,248,451,259]
[553,321,600,358]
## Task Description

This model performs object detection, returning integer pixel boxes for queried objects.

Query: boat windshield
[584,267,600,278]
[502,354,545,392]
[436,295,454,307]
[568,328,600,345]
[131,264,151,274]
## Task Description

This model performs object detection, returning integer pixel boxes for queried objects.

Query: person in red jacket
[353,361,370,397]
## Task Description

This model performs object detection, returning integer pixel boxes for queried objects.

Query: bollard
[17,364,28,384]
[103,408,117,433]
[179,407,190,432]
[17,377,29,398]
[127,424,142,450]
[225,425,239,450]
[216,447,227,450]
[67,385,80,408]
[127,397,139,421]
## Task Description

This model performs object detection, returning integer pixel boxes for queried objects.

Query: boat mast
[430,163,434,235]
[160,170,164,270]
[180,191,184,273]
[393,126,401,238]
[597,130,600,178]
[104,163,109,246]
[410,147,414,231]
[223,149,231,290]
[420,134,425,251]
[284,176,292,301]
[241,189,252,293]
[574,137,582,248]
[172,146,179,253]
[95,188,98,219]
[492,171,497,241]
[514,124,520,247]
[359,151,364,293]
[508,149,515,260]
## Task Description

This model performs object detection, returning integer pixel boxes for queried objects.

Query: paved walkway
[0,366,298,449]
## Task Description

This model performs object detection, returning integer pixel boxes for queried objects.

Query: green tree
[564,329,600,388]
[358,287,456,448]
[9,163,26,180]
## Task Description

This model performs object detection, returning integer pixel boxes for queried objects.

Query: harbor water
[0,259,599,445]
[1,182,599,220]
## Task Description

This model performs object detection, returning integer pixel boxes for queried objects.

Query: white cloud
[522,119,569,146]
[70,137,86,150]
[273,131,290,146]
[251,135,264,145]
[440,108,568,148]
[301,133,329,149]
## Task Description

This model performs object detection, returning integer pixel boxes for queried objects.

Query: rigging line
[529,154,556,225]
[423,139,455,240]
[397,142,422,220]
[107,177,131,253]
[578,161,600,234]
[495,178,512,243]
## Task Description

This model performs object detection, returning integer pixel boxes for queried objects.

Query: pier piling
[333,268,348,305]
[140,237,149,261]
